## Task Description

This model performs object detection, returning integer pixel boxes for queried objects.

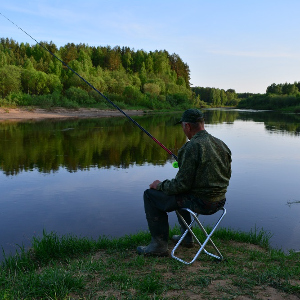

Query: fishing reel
[172,161,178,168]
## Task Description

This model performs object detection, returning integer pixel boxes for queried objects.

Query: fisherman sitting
[137,109,232,256]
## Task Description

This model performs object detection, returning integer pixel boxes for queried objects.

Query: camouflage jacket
[156,130,232,202]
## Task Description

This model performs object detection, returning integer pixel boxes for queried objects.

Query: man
[137,109,232,257]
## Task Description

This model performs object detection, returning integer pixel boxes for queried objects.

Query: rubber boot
[172,226,194,248]
[137,236,169,257]
[137,217,169,257]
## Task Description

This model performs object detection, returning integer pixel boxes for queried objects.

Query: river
[0,109,299,260]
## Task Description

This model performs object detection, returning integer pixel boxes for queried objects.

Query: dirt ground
[0,107,145,122]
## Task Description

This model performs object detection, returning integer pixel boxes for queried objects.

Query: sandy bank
[0,107,145,122]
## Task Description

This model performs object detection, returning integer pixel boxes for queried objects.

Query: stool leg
[188,209,225,261]
[171,208,226,264]
[175,210,195,244]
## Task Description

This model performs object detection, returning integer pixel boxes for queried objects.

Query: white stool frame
[171,207,226,265]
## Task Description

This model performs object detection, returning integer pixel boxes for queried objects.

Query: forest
[191,86,238,107]
[1,38,299,111]
[237,82,300,112]
[0,38,199,110]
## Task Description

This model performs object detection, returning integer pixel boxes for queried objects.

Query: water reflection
[0,114,185,175]
[1,110,299,175]
[205,108,300,135]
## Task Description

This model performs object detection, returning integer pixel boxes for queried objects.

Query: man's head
[176,109,204,124]
[176,109,205,139]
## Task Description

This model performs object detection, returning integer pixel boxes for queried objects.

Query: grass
[0,227,299,299]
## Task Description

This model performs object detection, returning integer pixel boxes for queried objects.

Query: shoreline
[0,107,145,122]
[1,228,300,299]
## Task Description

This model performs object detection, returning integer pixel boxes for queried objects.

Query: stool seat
[171,207,226,265]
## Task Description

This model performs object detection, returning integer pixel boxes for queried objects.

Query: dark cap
[176,109,204,124]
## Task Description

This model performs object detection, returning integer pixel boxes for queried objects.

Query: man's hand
[149,180,161,190]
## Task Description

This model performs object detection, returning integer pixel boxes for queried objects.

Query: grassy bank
[1,227,300,299]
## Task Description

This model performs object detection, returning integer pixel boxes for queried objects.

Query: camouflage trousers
[143,189,226,242]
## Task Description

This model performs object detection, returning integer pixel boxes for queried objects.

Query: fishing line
[0,12,178,161]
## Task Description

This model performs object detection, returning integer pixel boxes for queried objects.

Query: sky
[0,0,300,94]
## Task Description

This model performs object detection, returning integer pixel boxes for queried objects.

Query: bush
[32,94,54,109]
[237,94,300,110]
[122,85,143,105]
[140,94,170,109]
[143,83,161,96]
[7,92,34,106]
[0,97,17,108]
[60,97,80,109]
[65,87,94,104]
[88,90,108,106]
[0,65,22,98]
[166,93,190,107]
[105,93,126,109]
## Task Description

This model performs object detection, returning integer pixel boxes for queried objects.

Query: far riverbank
[0,107,146,122]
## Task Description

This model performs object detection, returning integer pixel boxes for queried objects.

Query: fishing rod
[0,12,178,161]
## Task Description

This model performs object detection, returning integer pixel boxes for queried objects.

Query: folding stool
[171,207,226,265]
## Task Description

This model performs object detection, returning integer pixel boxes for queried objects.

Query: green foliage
[21,68,62,95]
[167,92,193,109]
[60,98,80,109]
[192,86,238,106]
[65,86,94,104]
[32,230,97,264]
[122,85,144,105]
[0,65,22,97]
[266,82,300,95]
[143,82,161,96]
[0,38,197,109]
[6,37,300,111]
[237,81,300,111]
[237,94,300,111]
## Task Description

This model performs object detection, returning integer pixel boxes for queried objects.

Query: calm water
[0,109,300,260]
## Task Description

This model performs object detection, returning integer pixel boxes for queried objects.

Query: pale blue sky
[1,0,299,93]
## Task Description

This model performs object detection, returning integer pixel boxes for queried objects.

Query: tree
[0,38,195,108]
[48,59,62,77]
[0,65,22,97]
[139,62,147,86]
[282,83,298,95]
[0,48,8,68]
[65,86,90,104]
[145,55,153,73]
[132,50,146,72]
[220,89,227,105]
[152,50,170,75]
[169,53,191,88]
[226,89,237,104]
[21,69,62,95]
[77,49,93,73]
[106,47,122,71]
[121,47,133,72]
[176,76,186,87]
[210,89,221,106]
[91,46,105,68]
[143,83,161,96]
[59,43,78,64]
[266,83,282,94]
[123,85,143,105]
